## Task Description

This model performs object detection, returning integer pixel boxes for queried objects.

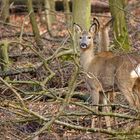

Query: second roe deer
[74,19,140,129]
[98,18,113,52]
[96,17,117,110]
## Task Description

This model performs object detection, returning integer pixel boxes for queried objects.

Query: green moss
[109,0,131,52]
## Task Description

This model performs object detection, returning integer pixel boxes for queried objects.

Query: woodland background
[0,0,140,140]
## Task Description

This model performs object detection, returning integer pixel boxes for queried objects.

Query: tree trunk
[109,0,130,51]
[50,0,56,23]
[1,0,10,23]
[44,0,56,36]
[27,0,43,50]
[73,0,91,30]
[63,0,71,24]
[0,40,10,79]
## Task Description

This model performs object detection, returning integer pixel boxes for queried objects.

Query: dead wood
[0,67,36,77]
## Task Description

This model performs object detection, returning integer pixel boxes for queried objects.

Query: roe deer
[74,19,140,129]
[98,18,113,52]
[96,17,117,109]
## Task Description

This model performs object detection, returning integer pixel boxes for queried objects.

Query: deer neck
[80,46,95,71]
[98,28,109,52]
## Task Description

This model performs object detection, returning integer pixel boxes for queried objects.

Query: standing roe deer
[98,18,113,52]
[74,18,140,129]
[96,17,117,107]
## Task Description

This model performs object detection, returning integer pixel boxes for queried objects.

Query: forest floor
[0,1,140,140]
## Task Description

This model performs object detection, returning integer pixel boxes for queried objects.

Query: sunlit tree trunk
[1,0,10,23]
[109,0,130,51]
[73,0,91,30]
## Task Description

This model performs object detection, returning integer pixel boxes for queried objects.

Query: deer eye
[79,36,82,39]
[88,36,91,39]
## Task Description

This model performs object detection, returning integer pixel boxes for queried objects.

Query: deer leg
[133,85,140,127]
[109,92,116,111]
[120,87,135,108]
[90,88,100,128]
[116,79,136,107]
[108,91,118,128]
[133,83,140,110]
[119,84,140,129]
[102,95,111,130]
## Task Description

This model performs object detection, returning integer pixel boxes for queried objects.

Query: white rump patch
[130,64,140,78]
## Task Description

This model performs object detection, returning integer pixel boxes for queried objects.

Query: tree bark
[27,0,43,50]
[0,0,10,23]
[73,0,91,30]
[109,0,130,51]
[44,0,56,36]
[0,40,10,79]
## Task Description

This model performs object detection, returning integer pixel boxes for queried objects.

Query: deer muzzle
[80,43,88,49]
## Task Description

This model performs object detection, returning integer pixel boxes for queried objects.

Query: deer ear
[89,23,99,34]
[93,17,100,30]
[89,17,100,34]
[73,23,82,34]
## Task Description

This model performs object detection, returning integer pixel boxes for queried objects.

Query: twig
[26,44,55,87]
[0,20,20,28]
[29,60,79,139]
[0,77,25,107]
[2,102,140,137]
[0,67,36,77]
[71,101,139,120]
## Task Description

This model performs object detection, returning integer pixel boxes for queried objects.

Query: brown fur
[98,18,113,52]
[74,20,140,129]
[97,18,116,108]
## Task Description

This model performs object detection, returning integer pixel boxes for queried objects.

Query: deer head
[73,19,99,51]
